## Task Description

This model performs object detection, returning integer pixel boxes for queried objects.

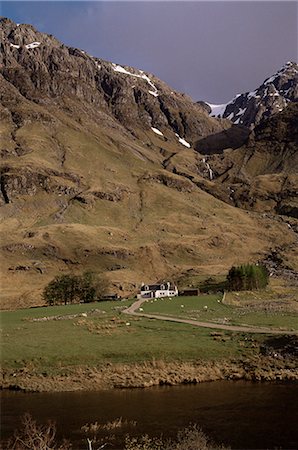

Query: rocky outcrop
[141,171,194,192]
[0,166,81,204]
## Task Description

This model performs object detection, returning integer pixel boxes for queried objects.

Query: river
[1,381,298,449]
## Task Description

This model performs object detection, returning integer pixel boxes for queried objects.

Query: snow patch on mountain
[112,63,158,97]
[151,127,163,136]
[9,41,41,50]
[236,107,246,117]
[175,133,191,148]
[148,90,159,97]
[207,103,229,118]
[247,90,260,100]
[25,42,41,49]
[141,73,158,96]
[113,64,131,75]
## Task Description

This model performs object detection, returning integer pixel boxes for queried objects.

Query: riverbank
[1,355,297,393]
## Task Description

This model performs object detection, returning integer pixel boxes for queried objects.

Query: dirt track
[123,298,297,335]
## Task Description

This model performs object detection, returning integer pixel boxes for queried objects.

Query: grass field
[141,294,298,331]
[0,297,267,374]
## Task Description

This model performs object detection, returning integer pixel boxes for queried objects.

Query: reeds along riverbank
[1,356,298,393]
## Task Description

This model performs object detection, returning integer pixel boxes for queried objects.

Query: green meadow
[141,294,298,330]
[0,299,252,373]
[1,294,297,375]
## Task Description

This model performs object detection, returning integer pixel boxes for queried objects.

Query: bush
[124,424,229,450]
[4,413,71,450]
[43,272,108,306]
[227,264,269,291]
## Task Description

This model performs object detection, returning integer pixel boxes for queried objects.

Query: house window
[145,285,149,291]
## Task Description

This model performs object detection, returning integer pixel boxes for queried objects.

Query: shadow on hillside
[195,124,250,154]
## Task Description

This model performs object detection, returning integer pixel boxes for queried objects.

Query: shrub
[4,413,71,450]
[6,417,228,450]
[227,264,269,291]
[124,424,229,450]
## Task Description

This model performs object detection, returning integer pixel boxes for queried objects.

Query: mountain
[161,101,298,216]
[0,18,232,145]
[205,61,298,128]
[201,103,298,215]
[1,18,297,309]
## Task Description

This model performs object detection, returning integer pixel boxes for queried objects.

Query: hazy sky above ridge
[1,1,297,103]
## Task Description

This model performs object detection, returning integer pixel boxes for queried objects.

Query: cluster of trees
[43,272,108,306]
[227,263,269,291]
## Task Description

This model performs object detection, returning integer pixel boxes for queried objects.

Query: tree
[77,272,97,304]
[227,264,269,291]
[43,272,109,306]
[43,274,80,305]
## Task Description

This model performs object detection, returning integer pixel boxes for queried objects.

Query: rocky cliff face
[205,61,298,128]
[202,103,298,218]
[0,17,230,145]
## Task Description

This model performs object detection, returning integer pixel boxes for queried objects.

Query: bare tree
[5,413,71,450]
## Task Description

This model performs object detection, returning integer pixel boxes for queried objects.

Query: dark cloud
[2,1,297,102]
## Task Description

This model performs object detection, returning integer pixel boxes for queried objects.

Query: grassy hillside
[1,103,296,308]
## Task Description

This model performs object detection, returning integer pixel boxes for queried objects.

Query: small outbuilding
[100,294,120,301]
[179,289,200,296]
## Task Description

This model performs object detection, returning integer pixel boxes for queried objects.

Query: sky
[1,1,297,103]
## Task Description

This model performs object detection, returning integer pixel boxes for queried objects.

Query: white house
[137,282,178,299]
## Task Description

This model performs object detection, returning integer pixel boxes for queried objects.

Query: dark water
[1,381,298,449]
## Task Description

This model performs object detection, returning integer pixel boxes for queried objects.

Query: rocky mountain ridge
[205,61,298,128]
[0,18,297,309]
[0,17,231,148]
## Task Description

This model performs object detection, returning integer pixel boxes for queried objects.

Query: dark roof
[141,284,161,291]
[141,282,176,292]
